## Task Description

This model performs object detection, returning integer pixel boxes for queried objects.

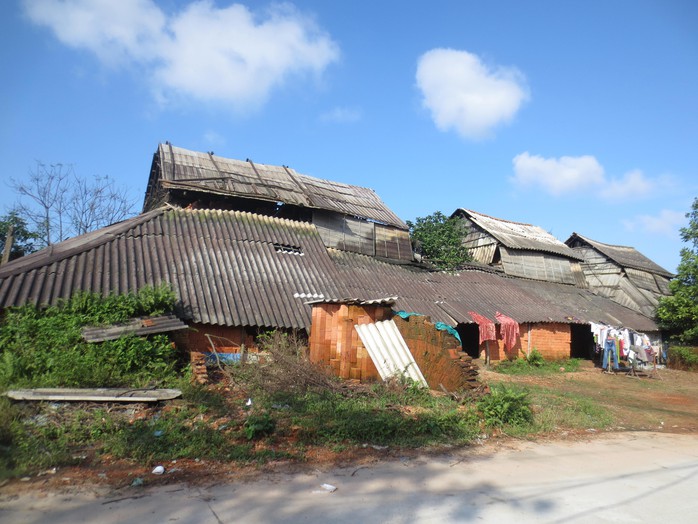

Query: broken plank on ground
[3,388,182,402]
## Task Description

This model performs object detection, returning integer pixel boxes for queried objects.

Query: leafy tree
[656,197,698,344]
[0,210,39,262]
[406,211,471,270]
[11,161,136,248]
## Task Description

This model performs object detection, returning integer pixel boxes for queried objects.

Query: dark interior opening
[456,323,480,358]
[570,323,595,360]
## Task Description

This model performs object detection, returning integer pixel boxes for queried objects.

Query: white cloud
[512,152,605,195]
[512,153,672,199]
[415,48,529,140]
[319,106,362,124]
[23,0,166,65]
[23,0,339,112]
[605,169,655,199]
[623,209,686,237]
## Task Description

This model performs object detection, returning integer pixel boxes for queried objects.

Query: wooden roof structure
[452,208,587,286]
[143,143,407,229]
[565,233,674,317]
[566,233,674,277]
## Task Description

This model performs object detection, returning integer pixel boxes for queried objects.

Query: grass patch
[283,387,480,447]
[526,387,614,432]
[1,315,628,480]
[495,349,582,376]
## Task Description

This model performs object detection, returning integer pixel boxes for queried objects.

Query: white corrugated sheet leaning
[354,320,428,387]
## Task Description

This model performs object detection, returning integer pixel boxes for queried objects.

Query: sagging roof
[0,207,344,330]
[565,233,674,277]
[0,208,659,333]
[327,249,658,332]
[144,143,407,229]
[454,208,583,261]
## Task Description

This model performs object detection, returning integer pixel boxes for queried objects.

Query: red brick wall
[393,315,471,391]
[308,303,388,380]
[175,323,256,354]
[477,322,572,361]
[519,322,571,360]
[174,323,258,384]
[309,305,474,388]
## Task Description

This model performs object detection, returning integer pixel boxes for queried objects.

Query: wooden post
[1,223,14,265]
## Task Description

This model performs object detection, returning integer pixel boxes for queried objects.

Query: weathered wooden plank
[4,388,182,402]
[82,315,187,342]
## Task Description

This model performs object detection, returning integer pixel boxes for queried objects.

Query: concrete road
[2,431,698,523]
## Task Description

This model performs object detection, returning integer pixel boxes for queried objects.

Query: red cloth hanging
[468,311,496,344]
[495,311,520,351]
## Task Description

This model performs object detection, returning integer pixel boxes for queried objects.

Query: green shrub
[526,348,545,367]
[0,285,180,390]
[243,412,276,440]
[477,384,533,427]
[667,346,698,371]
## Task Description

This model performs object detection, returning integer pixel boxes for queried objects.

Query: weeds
[529,389,614,432]
[477,385,533,427]
[243,412,276,440]
[1,320,570,479]
[495,351,582,375]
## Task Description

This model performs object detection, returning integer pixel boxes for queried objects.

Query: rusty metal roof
[144,144,407,229]
[455,208,583,260]
[566,233,674,277]
[0,207,343,330]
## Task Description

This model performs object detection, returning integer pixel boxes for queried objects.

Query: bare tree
[68,174,134,236]
[12,162,71,246]
[11,161,136,248]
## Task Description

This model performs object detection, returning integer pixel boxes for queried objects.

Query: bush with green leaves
[0,285,180,389]
[667,346,698,371]
[477,384,533,427]
[526,348,545,367]
[243,412,276,440]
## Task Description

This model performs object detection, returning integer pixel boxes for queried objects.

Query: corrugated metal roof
[327,249,659,331]
[354,320,428,386]
[455,208,583,260]
[566,233,674,277]
[0,209,660,333]
[0,207,343,330]
[145,144,407,229]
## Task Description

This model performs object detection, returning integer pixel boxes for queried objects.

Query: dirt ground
[2,361,697,496]
[482,360,698,434]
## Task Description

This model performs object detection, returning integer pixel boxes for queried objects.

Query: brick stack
[190,351,209,384]
[393,315,480,392]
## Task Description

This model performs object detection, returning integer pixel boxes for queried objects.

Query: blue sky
[1,0,696,272]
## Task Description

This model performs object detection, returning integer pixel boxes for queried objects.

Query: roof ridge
[0,207,168,278]
[458,208,537,228]
[571,232,637,250]
[168,143,381,196]
[174,206,317,231]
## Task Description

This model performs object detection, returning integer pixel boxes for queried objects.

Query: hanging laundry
[468,311,496,344]
[495,311,520,351]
